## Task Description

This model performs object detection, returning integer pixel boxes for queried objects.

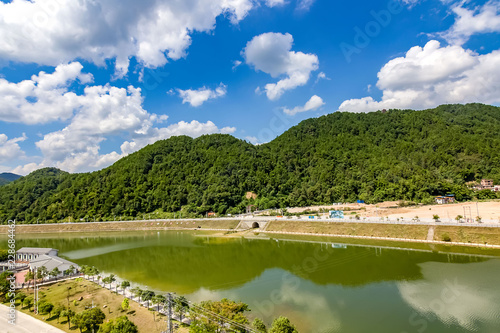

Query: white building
[16,247,58,262]
[29,255,79,276]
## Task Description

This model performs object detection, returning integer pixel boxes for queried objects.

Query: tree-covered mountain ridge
[1,103,500,223]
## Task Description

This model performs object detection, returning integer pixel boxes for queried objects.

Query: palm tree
[132,287,143,303]
[152,294,166,312]
[174,296,189,322]
[121,281,130,296]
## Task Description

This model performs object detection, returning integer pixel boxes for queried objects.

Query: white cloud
[0,64,236,174]
[315,71,330,83]
[283,95,325,115]
[339,40,500,112]
[245,136,259,144]
[398,261,500,331]
[296,0,316,12]
[232,60,243,70]
[439,1,500,45]
[266,0,286,7]
[243,32,319,100]
[176,84,227,107]
[0,0,271,77]
[0,133,27,164]
[0,62,93,124]
[120,120,236,155]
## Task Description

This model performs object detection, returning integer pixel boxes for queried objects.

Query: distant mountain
[1,103,500,223]
[0,173,21,186]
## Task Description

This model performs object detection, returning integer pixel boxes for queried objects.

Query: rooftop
[29,255,78,271]
[17,247,58,254]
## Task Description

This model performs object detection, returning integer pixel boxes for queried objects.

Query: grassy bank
[0,219,240,234]
[7,279,183,333]
[266,221,500,246]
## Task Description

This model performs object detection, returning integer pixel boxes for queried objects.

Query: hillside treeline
[1,103,499,223]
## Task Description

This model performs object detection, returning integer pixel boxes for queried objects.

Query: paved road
[0,304,65,333]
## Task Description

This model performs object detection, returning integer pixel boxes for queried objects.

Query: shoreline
[1,218,499,247]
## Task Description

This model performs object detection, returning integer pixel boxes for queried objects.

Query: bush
[442,233,451,242]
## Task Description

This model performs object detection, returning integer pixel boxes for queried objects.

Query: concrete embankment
[2,219,500,247]
[0,219,240,233]
[265,220,500,247]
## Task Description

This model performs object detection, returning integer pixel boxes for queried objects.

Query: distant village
[435,179,499,204]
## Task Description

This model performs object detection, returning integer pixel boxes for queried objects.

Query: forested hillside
[0,173,21,186]
[1,103,499,223]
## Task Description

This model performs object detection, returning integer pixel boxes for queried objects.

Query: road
[0,304,66,333]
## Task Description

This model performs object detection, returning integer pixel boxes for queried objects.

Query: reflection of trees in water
[15,232,484,293]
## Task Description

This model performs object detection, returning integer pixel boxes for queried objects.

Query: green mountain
[0,173,21,186]
[1,103,499,224]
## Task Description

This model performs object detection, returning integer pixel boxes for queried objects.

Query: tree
[120,281,130,295]
[73,308,106,333]
[253,318,267,332]
[432,214,440,222]
[192,298,250,332]
[61,309,75,329]
[141,290,155,308]
[102,274,116,290]
[14,292,27,305]
[53,305,66,323]
[455,215,463,222]
[50,267,61,280]
[38,301,54,317]
[23,296,34,311]
[0,271,13,302]
[269,317,298,333]
[131,287,143,303]
[121,298,130,311]
[37,266,48,280]
[24,270,35,286]
[98,316,138,333]
[152,294,166,312]
[174,296,189,322]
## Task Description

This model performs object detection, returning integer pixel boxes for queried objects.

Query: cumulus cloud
[439,1,500,45]
[243,32,319,100]
[398,261,500,331]
[339,40,500,112]
[0,62,93,124]
[176,84,227,107]
[120,121,236,155]
[0,0,273,77]
[0,133,27,164]
[1,65,236,174]
[283,95,325,115]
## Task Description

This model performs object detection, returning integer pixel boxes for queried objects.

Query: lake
[3,231,500,333]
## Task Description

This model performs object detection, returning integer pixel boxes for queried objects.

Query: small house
[481,179,494,188]
[16,247,58,262]
[435,194,455,204]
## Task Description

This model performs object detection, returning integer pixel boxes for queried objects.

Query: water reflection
[2,231,499,332]
[398,260,500,332]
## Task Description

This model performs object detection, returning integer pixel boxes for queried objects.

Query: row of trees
[80,267,300,332]
[23,265,77,287]
[12,284,138,333]
[2,104,500,223]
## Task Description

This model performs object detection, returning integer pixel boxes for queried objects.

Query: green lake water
[3,231,500,333]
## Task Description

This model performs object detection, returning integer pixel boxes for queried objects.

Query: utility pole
[476,202,480,221]
[167,293,173,333]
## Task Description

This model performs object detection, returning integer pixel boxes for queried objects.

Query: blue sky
[0,0,499,174]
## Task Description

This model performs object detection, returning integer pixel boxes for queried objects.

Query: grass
[266,221,430,239]
[8,279,183,333]
[433,226,500,245]
[266,221,500,246]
